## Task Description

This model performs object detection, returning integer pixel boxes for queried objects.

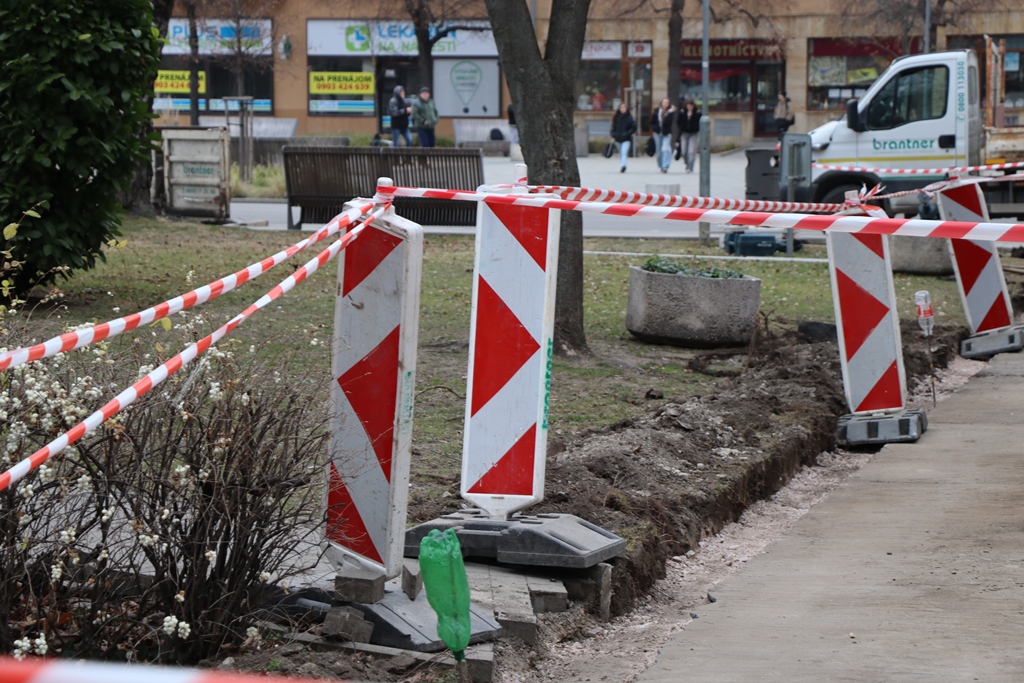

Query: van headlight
[812,141,829,151]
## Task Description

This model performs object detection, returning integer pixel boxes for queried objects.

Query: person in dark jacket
[676,99,701,173]
[649,98,677,172]
[388,85,412,147]
[610,103,637,172]
[507,103,518,145]
[774,90,794,139]
[412,86,439,148]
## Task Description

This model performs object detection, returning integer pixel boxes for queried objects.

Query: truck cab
[803,49,983,214]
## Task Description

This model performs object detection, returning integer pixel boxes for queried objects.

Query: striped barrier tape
[375,184,1024,242]
[812,161,1024,175]
[0,200,377,373]
[517,185,847,214]
[0,656,352,683]
[0,204,388,494]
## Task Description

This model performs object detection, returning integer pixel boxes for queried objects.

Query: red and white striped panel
[0,656,350,682]
[827,231,907,413]
[461,198,560,519]
[326,207,423,578]
[937,183,1014,334]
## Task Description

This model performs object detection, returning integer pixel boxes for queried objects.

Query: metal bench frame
[283,146,484,229]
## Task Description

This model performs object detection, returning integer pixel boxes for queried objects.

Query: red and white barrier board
[0,657,350,683]
[461,194,560,519]
[326,205,423,578]
[827,231,907,413]
[937,183,1014,334]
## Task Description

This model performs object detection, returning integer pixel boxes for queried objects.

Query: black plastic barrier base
[961,326,1024,359]
[405,510,626,569]
[835,408,928,448]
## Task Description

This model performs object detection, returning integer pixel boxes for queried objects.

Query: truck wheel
[820,184,861,205]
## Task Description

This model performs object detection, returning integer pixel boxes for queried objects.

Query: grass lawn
[14,215,976,494]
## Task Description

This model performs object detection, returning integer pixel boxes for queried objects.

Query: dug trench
[413,320,967,620]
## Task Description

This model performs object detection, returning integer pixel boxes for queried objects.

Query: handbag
[645,137,656,157]
[603,141,615,158]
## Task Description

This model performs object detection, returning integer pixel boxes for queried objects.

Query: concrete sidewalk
[639,352,1024,682]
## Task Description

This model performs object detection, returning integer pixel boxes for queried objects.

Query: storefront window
[575,42,652,132]
[308,57,375,115]
[155,55,274,114]
[678,40,783,136]
[807,38,918,111]
[576,60,621,111]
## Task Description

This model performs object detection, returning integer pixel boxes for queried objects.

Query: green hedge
[0,0,160,293]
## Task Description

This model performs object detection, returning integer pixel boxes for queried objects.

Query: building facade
[155,0,1024,143]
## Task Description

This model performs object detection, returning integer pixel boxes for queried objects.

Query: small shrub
[0,326,330,664]
[0,0,161,294]
[231,164,286,199]
[642,256,745,279]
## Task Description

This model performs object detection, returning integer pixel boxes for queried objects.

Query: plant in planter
[625,256,762,348]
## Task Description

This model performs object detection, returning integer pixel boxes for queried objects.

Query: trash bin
[745,148,779,201]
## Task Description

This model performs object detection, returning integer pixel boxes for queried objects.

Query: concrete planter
[625,266,761,348]
[888,235,953,275]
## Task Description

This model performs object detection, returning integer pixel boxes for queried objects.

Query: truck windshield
[867,65,949,130]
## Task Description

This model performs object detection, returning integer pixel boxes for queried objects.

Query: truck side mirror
[846,99,866,132]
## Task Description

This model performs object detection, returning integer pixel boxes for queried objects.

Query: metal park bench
[283,146,484,229]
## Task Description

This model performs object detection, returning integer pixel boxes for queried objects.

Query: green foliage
[0,0,161,293]
[642,256,745,279]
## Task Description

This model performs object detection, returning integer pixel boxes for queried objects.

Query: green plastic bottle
[419,528,471,660]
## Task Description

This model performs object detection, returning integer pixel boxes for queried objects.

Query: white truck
[796,48,1024,218]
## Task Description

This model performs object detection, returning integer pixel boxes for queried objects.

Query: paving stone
[335,567,385,604]
[321,606,374,643]
[526,576,569,613]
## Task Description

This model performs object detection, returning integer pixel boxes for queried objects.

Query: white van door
[860,60,958,176]
[965,51,982,166]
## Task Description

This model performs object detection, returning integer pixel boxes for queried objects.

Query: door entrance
[755,63,785,137]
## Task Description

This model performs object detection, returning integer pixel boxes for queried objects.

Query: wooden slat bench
[283,146,483,229]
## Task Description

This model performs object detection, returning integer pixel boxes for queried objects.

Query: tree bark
[484,0,591,356]
[187,1,201,126]
[667,0,684,103]
[416,27,434,91]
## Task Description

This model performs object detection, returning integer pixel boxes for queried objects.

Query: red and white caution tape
[812,161,1024,175]
[376,183,1024,242]
[0,656,352,683]
[0,205,388,494]
[518,184,847,214]
[0,200,377,373]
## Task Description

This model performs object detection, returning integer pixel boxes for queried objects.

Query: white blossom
[177,621,191,639]
[174,590,185,603]
[162,615,178,636]
[12,637,31,660]
[50,563,63,582]
[33,634,47,655]
[76,473,92,492]
[100,507,114,523]
[59,527,76,544]
[204,550,216,562]
[240,393,250,407]
[245,626,260,639]
[259,571,271,582]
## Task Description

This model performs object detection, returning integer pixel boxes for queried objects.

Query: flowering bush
[0,327,330,664]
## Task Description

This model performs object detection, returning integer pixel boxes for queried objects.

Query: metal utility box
[162,127,230,220]
[745,148,779,200]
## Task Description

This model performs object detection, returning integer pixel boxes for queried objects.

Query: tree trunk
[485,0,591,356]
[416,27,434,91]
[667,0,684,103]
[187,2,201,126]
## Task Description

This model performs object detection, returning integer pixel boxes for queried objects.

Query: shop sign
[309,71,375,95]
[155,70,207,94]
[680,39,784,61]
[582,41,622,60]
[433,58,500,117]
[847,67,878,83]
[627,42,653,58]
[164,18,272,55]
[310,100,375,114]
[307,19,497,57]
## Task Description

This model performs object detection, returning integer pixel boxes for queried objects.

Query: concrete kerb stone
[626,266,761,348]
[401,558,422,600]
[526,576,570,613]
[563,563,613,622]
[321,606,374,643]
[334,567,385,604]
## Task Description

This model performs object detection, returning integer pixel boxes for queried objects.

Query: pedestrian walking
[774,90,795,139]
[649,98,677,172]
[412,86,439,148]
[677,99,701,173]
[388,85,412,147]
[610,102,637,173]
